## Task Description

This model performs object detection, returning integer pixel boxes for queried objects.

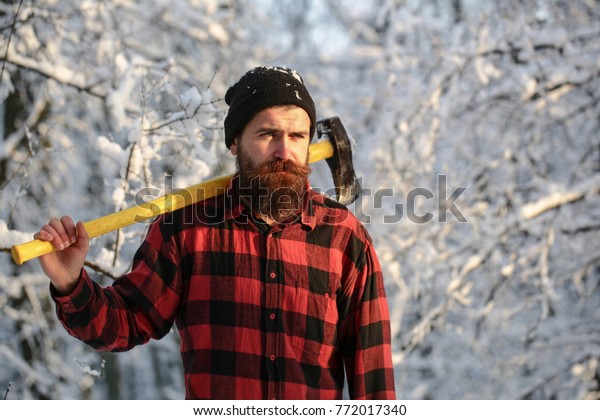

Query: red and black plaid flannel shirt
[52,178,396,399]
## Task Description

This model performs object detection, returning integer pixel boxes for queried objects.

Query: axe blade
[317,116,362,205]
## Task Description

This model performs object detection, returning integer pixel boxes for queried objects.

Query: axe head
[317,116,362,205]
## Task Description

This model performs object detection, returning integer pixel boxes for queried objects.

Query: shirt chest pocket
[282,276,340,366]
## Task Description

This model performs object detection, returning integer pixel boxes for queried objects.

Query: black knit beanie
[224,66,316,149]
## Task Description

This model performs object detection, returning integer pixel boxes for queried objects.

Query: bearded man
[34,66,396,400]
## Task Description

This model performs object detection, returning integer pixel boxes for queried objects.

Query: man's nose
[274,136,291,160]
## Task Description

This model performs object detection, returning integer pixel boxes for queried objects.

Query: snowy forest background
[1,0,599,399]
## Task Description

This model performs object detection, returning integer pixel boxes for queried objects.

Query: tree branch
[0,52,106,99]
[0,248,119,280]
[519,353,597,399]
[0,0,24,93]
[520,174,600,220]
[83,261,119,281]
[3,381,11,400]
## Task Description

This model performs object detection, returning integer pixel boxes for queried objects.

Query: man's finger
[48,218,71,250]
[33,229,53,242]
[61,215,77,244]
[75,221,89,251]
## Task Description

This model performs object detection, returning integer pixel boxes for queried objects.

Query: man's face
[230,106,312,223]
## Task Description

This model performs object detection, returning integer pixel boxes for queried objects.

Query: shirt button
[269,354,276,361]
[269,313,276,320]
[270,272,276,279]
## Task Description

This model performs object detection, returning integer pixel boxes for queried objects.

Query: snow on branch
[2,50,106,99]
[520,174,600,220]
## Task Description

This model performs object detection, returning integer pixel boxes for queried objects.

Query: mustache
[258,159,311,176]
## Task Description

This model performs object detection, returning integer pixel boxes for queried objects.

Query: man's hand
[34,216,89,295]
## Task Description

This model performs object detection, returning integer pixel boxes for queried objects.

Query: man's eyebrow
[254,125,279,133]
[253,125,309,135]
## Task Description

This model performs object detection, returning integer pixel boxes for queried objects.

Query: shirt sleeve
[338,227,396,400]
[50,216,182,352]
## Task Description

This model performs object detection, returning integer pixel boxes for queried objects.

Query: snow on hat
[224,66,316,149]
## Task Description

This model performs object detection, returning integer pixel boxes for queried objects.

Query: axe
[11,116,361,265]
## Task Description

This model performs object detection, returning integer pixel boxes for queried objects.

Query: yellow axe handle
[10,141,334,265]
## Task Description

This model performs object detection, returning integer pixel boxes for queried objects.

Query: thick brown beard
[237,150,311,224]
